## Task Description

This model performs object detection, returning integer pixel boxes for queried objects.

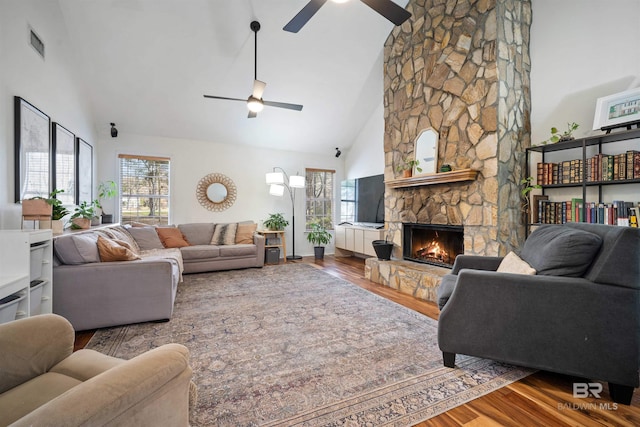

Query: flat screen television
[356,174,385,224]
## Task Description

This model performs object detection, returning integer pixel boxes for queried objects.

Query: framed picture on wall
[52,122,76,205]
[77,137,93,204]
[592,87,640,131]
[14,96,51,202]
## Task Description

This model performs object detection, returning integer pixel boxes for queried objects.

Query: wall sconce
[335,147,341,158]
[110,123,118,138]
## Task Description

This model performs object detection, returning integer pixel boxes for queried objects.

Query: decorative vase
[372,240,394,260]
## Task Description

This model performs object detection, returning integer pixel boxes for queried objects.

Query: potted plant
[21,196,52,220]
[48,189,70,234]
[306,222,332,259]
[539,122,579,145]
[91,200,102,226]
[396,157,422,178]
[263,213,289,231]
[97,180,117,223]
[70,201,95,229]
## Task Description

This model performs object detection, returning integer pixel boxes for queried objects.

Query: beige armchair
[0,314,193,426]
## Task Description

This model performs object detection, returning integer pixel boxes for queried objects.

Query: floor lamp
[266,167,305,260]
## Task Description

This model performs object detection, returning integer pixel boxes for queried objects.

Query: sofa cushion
[436,274,458,310]
[235,222,257,244]
[156,227,190,248]
[211,223,237,245]
[520,225,602,277]
[97,236,141,262]
[100,226,140,254]
[53,233,100,265]
[180,245,220,261]
[178,223,215,246]
[219,244,256,258]
[127,226,164,251]
[497,251,536,275]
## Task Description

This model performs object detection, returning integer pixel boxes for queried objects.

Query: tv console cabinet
[334,225,385,258]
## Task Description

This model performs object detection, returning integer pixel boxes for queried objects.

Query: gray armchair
[437,223,640,404]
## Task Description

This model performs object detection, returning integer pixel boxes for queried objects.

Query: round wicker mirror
[196,173,237,211]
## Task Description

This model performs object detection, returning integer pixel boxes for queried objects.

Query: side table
[257,230,287,264]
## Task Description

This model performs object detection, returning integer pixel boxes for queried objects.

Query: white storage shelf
[334,225,385,258]
[0,229,52,324]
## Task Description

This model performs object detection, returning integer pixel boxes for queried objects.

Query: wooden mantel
[385,169,478,189]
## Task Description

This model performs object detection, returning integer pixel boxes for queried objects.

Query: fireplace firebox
[402,223,463,268]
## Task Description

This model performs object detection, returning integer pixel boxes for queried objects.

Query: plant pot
[402,169,412,178]
[51,219,64,235]
[72,217,91,229]
[102,214,114,224]
[91,216,102,226]
[21,199,52,219]
[313,246,325,259]
[372,240,394,260]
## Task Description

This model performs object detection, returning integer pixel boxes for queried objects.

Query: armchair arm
[438,270,640,386]
[0,314,74,394]
[451,255,503,274]
[13,344,193,427]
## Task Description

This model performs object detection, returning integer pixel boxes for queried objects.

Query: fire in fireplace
[402,223,464,268]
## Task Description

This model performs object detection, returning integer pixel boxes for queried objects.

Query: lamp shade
[266,172,284,185]
[269,184,285,196]
[289,175,305,188]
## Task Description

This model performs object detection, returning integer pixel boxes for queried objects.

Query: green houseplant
[48,189,70,234]
[70,201,95,229]
[306,222,332,259]
[396,157,422,178]
[263,213,289,231]
[539,122,579,145]
[520,176,542,220]
[97,180,118,223]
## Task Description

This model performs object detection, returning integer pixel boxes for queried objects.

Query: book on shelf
[535,199,637,227]
[536,150,640,185]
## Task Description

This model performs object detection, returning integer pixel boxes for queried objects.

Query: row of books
[534,197,639,227]
[536,150,640,185]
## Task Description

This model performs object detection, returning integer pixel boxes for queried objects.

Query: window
[305,168,334,230]
[119,154,170,225]
[340,179,356,223]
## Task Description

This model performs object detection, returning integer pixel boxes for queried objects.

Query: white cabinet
[0,230,52,323]
[334,225,384,257]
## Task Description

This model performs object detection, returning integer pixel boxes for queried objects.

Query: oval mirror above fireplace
[413,128,439,175]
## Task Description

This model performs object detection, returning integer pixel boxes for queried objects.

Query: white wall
[344,102,385,180]
[0,0,96,228]
[530,0,640,143]
[96,134,343,257]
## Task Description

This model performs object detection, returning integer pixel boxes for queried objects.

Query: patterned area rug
[87,263,533,426]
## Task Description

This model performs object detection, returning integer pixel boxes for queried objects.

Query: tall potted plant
[306,222,332,259]
[97,180,117,223]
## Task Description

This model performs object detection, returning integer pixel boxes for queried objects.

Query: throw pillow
[520,225,603,277]
[53,233,100,265]
[127,226,165,251]
[156,227,191,248]
[497,251,536,275]
[211,223,238,245]
[102,225,140,254]
[97,236,141,262]
[235,222,257,244]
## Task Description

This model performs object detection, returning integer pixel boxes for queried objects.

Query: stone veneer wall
[383,0,532,257]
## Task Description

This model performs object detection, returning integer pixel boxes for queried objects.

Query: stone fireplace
[365,0,532,303]
[403,223,463,268]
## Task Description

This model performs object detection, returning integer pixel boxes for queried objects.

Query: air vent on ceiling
[29,27,45,59]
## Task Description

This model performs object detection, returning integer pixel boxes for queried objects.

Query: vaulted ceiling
[58,0,409,154]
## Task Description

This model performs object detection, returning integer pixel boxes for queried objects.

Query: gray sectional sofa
[52,223,265,330]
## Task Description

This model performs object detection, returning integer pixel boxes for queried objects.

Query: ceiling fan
[283,0,411,33]
[203,21,303,118]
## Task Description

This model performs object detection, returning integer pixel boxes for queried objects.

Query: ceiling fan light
[247,97,264,113]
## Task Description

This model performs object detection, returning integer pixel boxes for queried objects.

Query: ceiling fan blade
[203,95,247,102]
[263,100,304,111]
[360,0,411,26]
[248,111,258,118]
[252,80,266,99]
[283,0,328,33]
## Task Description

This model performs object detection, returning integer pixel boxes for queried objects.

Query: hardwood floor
[74,256,640,426]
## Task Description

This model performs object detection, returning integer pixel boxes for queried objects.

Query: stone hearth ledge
[365,258,449,303]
